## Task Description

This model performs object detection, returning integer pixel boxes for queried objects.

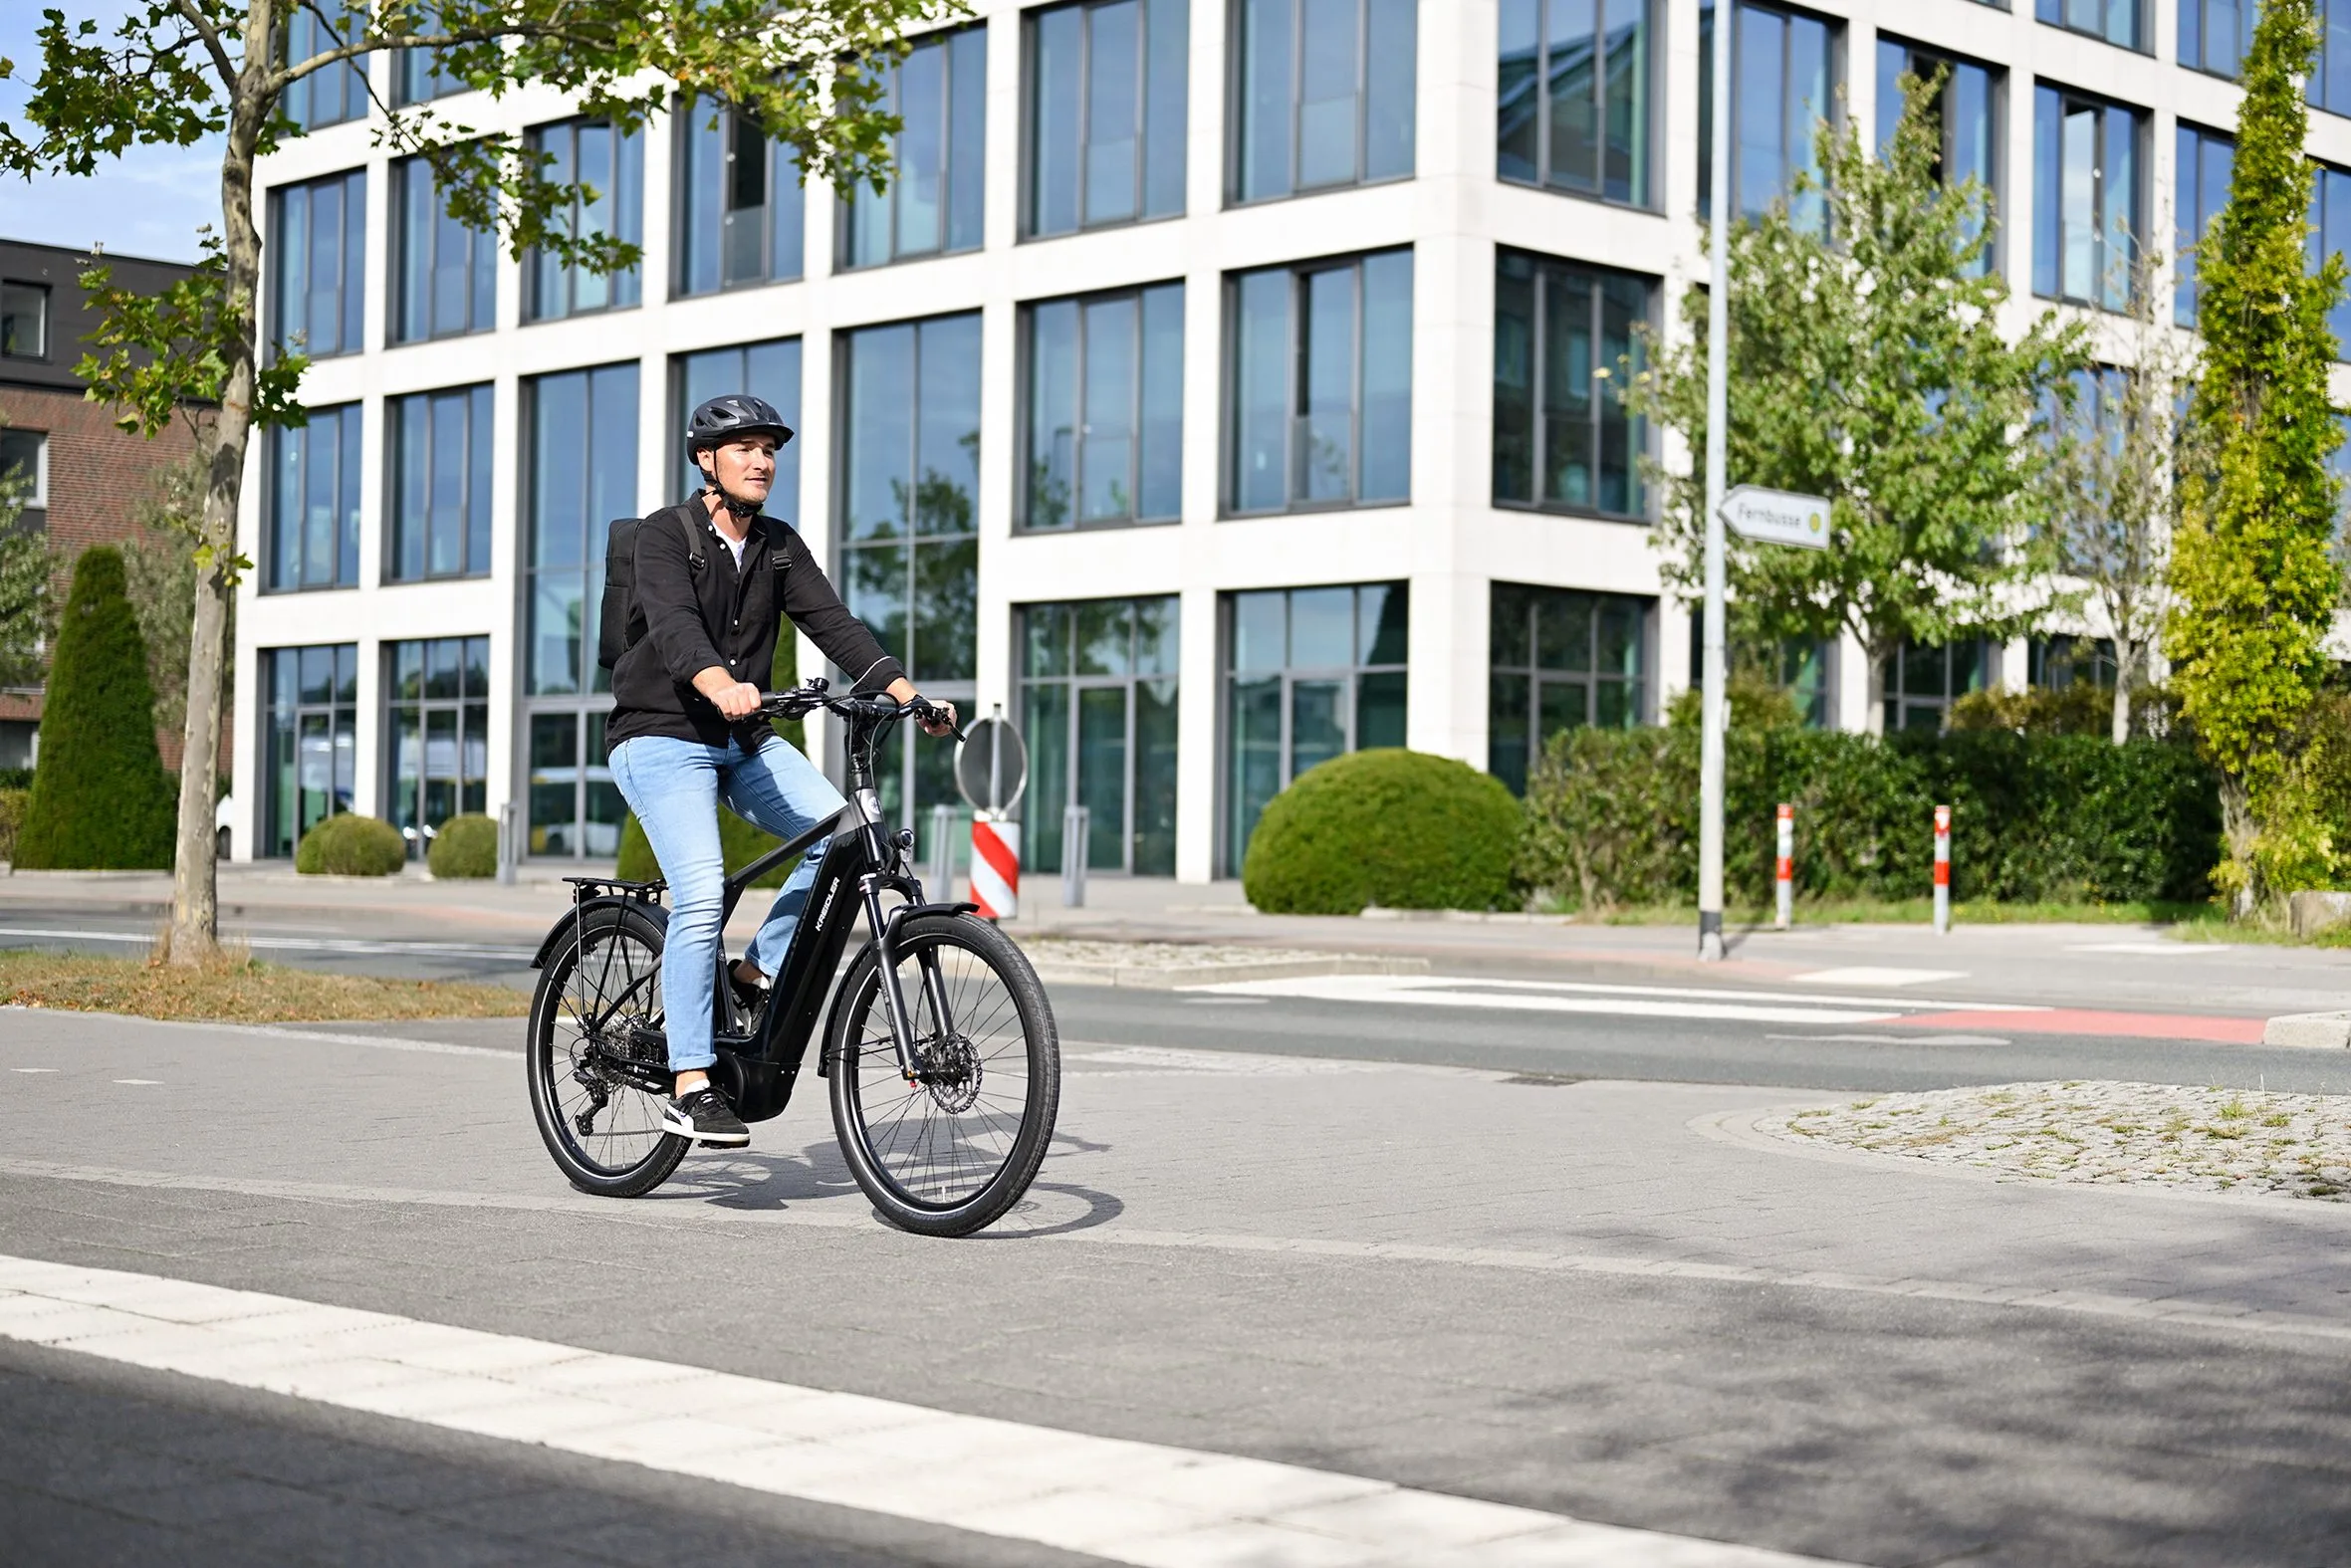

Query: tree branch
[172,0,238,91]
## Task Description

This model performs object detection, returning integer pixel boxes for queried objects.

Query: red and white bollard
[1774,803,1794,931]
[970,813,1020,921]
[1932,803,1952,935]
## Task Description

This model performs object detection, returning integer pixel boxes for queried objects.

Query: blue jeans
[609,734,846,1073]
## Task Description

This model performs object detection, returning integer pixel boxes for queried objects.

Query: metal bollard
[1933,803,1952,935]
[1061,804,1089,909]
[927,803,955,894]
[496,801,520,886]
[1774,803,1793,931]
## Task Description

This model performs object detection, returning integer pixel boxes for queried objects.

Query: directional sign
[955,714,1029,815]
[1721,485,1832,551]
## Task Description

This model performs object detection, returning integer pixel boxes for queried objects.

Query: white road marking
[2067,942,2227,956]
[0,1254,1851,1567]
[9,1068,56,1074]
[0,926,536,962]
[1191,974,2048,1024]
[0,1011,515,1061]
[1763,1034,2013,1047]
[111,1079,163,1086]
[1789,967,1967,988]
[1074,1046,1464,1077]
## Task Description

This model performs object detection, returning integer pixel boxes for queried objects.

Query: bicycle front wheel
[826,913,1059,1236]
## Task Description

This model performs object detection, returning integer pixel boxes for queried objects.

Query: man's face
[702,435,778,501]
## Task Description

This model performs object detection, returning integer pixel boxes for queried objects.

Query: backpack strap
[672,500,708,572]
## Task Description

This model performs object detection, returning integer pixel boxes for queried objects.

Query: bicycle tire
[527,902,690,1199]
[826,913,1060,1237]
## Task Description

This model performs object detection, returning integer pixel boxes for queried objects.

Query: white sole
[662,1110,750,1146]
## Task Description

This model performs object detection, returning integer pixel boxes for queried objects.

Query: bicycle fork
[859,877,960,1083]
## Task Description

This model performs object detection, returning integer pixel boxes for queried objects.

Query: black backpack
[596,509,704,672]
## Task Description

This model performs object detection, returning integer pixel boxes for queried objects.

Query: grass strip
[1565,897,2225,929]
[0,949,530,1022]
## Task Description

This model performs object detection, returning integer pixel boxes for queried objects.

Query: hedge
[1519,727,2222,910]
[1244,749,1522,914]
[296,813,406,876]
[616,807,798,888]
[14,548,175,869]
[0,787,26,863]
[427,813,499,878]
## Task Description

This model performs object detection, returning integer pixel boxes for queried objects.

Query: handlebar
[759,681,966,744]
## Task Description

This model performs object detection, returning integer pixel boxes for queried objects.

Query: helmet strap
[702,480,760,523]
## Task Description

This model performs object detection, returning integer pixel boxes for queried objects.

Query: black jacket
[605,501,905,752]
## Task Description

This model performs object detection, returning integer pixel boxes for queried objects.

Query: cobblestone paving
[1764,1081,2351,1201]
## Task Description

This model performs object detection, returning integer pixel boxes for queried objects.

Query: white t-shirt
[721,531,748,570]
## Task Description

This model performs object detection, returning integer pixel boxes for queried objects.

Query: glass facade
[1493,251,1649,520]
[1020,596,1181,876]
[674,97,806,294]
[836,315,982,835]
[268,404,361,592]
[526,119,644,322]
[261,644,356,858]
[1228,250,1412,514]
[2315,0,2351,115]
[283,3,365,129]
[528,711,625,858]
[2032,86,2142,312]
[840,29,988,269]
[1488,583,1648,795]
[394,2,465,106]
[384,636,490,855]
[392,156,496,342]
[1027,0,1189,236]
[387,384,493,581]
[1876,40,1999,269]
[2175,122,2233,327]
[1230,0,1416,203]
[2180,0,2252,77]
[1023,284,1184,530]
[1223,581,1407,872]
[269,169,366,361]
[2311,164,2351,359]
[1698,1,1837,232]
[2035,0,2143,52]
[1497,0,1654,208]
[1884,639,1987,732]
[673,339,803,510]
[2028,634,2118,690]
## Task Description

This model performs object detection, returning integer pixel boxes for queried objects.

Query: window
[525,363,636,859]
[1223,581,1406,871]
[394,2,464,105]
[2180,0,2252,77]
[260,645,356,858]
[836,315,981,833]
[1698,1,1838,232]
[1685,624,1834,730]
[839,29,987,269]
[1023,284,1184,530]
[673,339,803,510]
[1231,0,1415,205]
[1498,0,1655,208]
[2028,634,2117,690]
[1883,639,1986,732]
[392,156,496,341]
[1227,250,1412,514]
[283,3,366,129]
[268,169,366,360]
[1493,252,1649,519]
[674,97,806,294]
[267,404,361,591]
[2314,0,2351,116]
[2032,86,2143,312]
[526,119,643,322]
[1876,40,1999,268]
[1021,596,1181,876]
[1489,584,1648,794]
[385,636,490,855]
[1027,0,1189,237]
[0,283,47,358]
[386,384,493,581]
[0,429,46,523]
[2035,0,2143,52]
[2175,122,2233,326]
[2311,164,2351,359]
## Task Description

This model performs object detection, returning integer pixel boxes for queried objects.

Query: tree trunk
[168,39,270,966]
[1862,638,1888,736]
[2109,632,2134,746]
[2219,772,2260,920]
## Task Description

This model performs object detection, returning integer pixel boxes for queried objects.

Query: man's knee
[667,869,727,934]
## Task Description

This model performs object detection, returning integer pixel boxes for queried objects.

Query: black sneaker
[664,1087,749,1146]
[725,967,768,1028]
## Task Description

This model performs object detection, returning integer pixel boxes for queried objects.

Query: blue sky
[1,4,226,262]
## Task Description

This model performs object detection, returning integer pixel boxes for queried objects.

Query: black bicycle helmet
[685,393,794,465]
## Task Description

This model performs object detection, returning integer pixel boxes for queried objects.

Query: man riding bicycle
[607,394,955,1148]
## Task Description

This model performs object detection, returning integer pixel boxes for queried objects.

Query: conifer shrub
[0,788,28,863]
[1243,750,1523,915]
[296,813,405,876]
[426,813,499,878]
[13,547,175,868]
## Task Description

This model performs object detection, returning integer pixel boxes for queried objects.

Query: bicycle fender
[528,895,669,970]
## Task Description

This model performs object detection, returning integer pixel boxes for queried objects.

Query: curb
[1030,955,1432,990]
[2264,1010,2351,1048]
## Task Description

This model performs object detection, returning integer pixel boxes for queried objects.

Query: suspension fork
[858,877,963,1080]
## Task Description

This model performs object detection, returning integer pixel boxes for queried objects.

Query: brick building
[0,238,204,770]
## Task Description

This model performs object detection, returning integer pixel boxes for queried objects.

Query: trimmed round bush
[616,807,795,887]
[296,813,405,876]
[1243,749,1523,915]
[427,813,499,879]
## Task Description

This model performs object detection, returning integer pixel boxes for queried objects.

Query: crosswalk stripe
[0,1253,1856,1567]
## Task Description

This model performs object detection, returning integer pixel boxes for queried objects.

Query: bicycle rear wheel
[527,903,689,1198]
[826,913,1059,1236]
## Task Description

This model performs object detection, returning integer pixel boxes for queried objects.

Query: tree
[121,453,233,747]
[1626,71,2092,734]
[0,0,956,960]
[2048,250,2201,746]
[2167,0,2347,912]
[14,547,176,870]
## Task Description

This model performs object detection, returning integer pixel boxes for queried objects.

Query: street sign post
[955,712,1029,817]
[1722,485,1832,551]
[1697,0,1735,964]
